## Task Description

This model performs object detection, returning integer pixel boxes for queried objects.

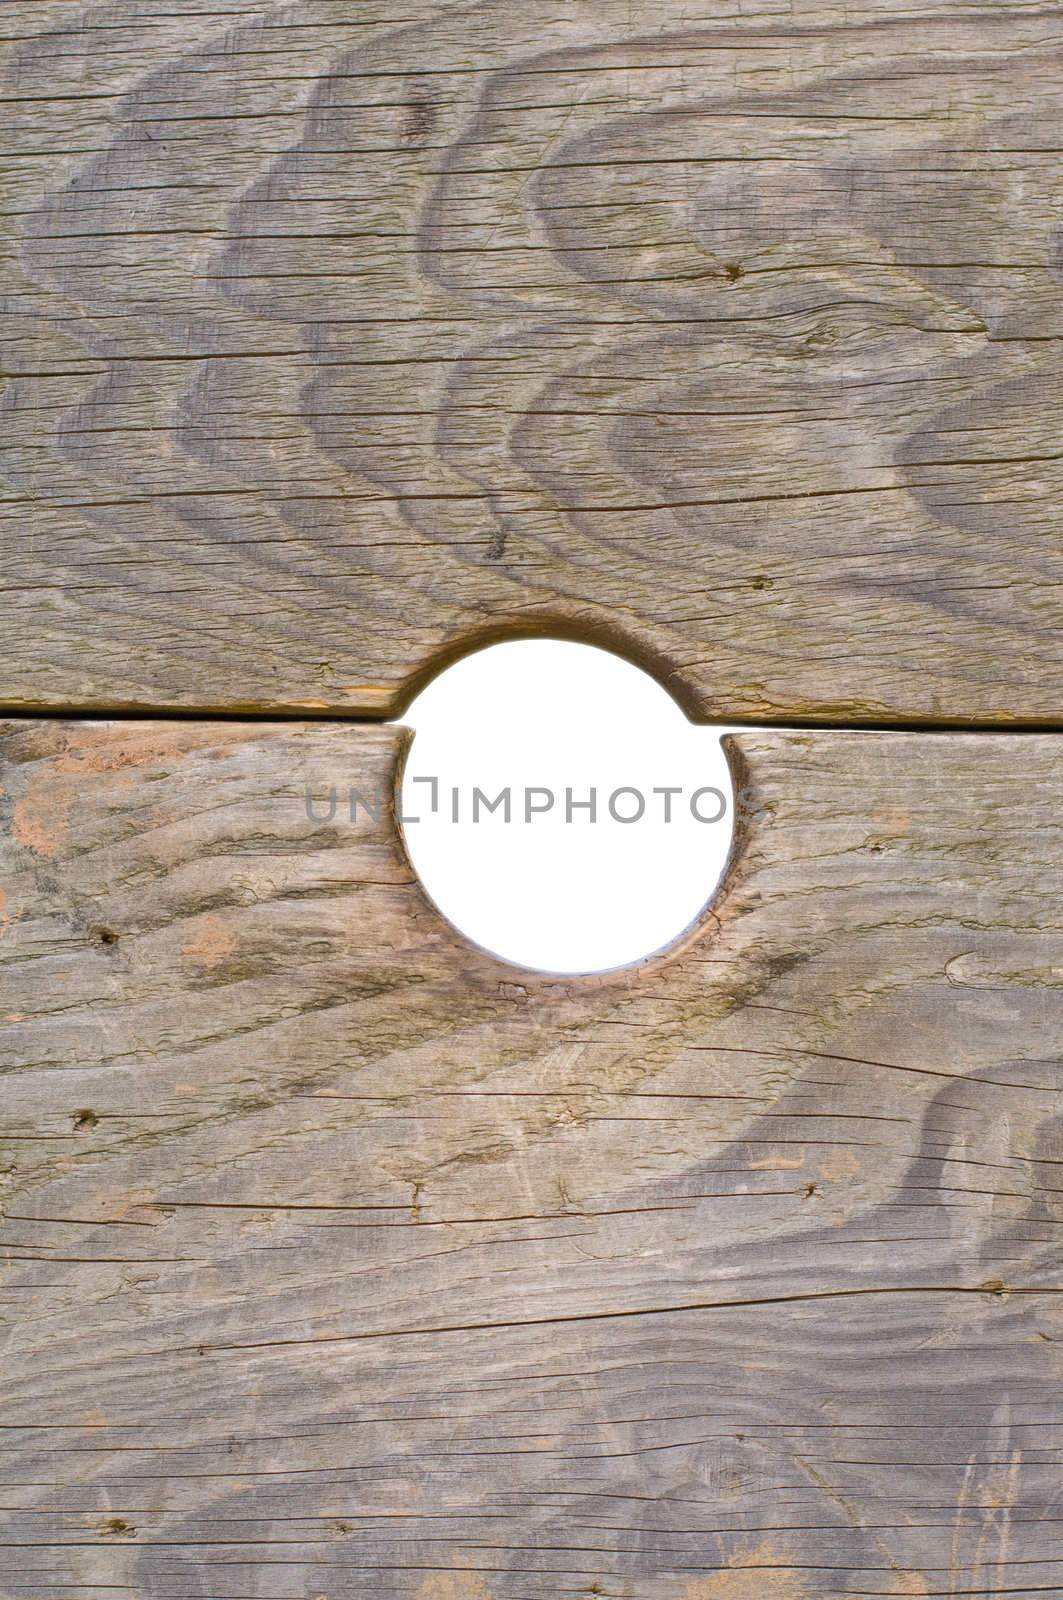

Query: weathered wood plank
[4,1,1063,719]
[1,718,1060,1596]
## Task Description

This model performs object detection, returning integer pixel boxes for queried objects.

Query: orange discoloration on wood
[51,724,245,776]
[181,915,237,968]
[12,785,71,856]
[817,1149,861,1183]
[686,1541,805,1600]
[109,1188,163,1223]
[414,1578,493,1600]
[869,805,913,836]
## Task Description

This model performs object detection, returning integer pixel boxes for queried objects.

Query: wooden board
[2,716,1061,1596]
[5,1,1063,721]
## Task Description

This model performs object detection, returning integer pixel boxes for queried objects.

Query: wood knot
[97,1517,135,1539]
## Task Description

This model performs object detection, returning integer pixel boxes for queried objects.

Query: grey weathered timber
[1,717,1060,1596]
[5,1,1063,720]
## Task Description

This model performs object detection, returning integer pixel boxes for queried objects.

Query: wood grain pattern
[4,0,1063,720]
[1,717,1061,1596]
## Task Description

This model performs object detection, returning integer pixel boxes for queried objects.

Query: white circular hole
[398,640,735,974]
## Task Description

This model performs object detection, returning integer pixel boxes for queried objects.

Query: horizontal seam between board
[4,705,1063,734]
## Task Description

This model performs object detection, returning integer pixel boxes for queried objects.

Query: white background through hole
[399,640,736,973]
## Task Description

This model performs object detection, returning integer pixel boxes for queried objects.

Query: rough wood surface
[4,1,1063,720]
[1,717,1060,1596]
